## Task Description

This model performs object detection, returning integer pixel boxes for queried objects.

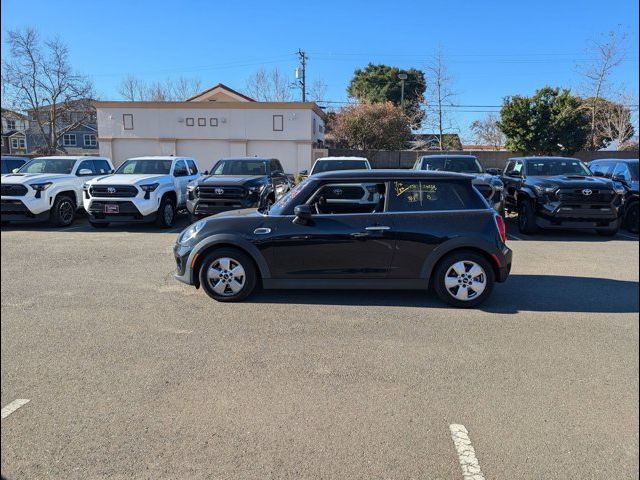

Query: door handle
[365,225,391,231]
[253,227,271,235]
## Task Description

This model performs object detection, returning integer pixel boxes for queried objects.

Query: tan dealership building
[95,84,326,173]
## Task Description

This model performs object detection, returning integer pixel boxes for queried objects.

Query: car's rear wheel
[518,199,539,234]
[50,195,76,227]
[433,251,495,308]
[199,248,257,302]
[625,201,639,234]
[156,196,176,228]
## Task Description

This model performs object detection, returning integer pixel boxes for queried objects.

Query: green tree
[347,64,425,127]
[498,87,589,155]
[329,102,412,150]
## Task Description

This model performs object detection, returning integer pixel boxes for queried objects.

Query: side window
[93,160,112,174]
[275,160,284,173]
[270,159,283,174]
[386,180,485,212]
[306,182,385,215]
[504,161,515,174]
[76,160,96,175]
[186,160,198,174]
[613,163,632,182]
[174,160,188,177]
[512,161,523,174]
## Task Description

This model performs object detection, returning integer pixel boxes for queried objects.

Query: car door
[501,160,523,208]
[172,159,190,205]
[268,181,394,279]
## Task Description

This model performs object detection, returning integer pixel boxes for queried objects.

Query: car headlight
[186,183,198,192]
[30,182,52,191]
[493,183,504,192]
[179,219,206,245]
[247,185,265,194]
[532,184,557,195]
[140,183,159,192]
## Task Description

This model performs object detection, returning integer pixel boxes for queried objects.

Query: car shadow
[249,274,639,314]
[504,216,638,242]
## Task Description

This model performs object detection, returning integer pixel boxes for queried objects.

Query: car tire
[50,195,76,227]
[625,201,639,234]
[518,199,539,234]
[433,251,495,308]
[156,196,176,228]
[89,221,109,228]
[199,248,257,302]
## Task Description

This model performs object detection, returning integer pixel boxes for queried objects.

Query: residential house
[95,83,326,173]
[25,100,99,155]
[1,108,29,155]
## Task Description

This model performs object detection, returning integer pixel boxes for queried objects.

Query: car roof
[127,156,191,161]
[588,158,639,163]
[218,156,274,162]
[1,155,28,161]
[311,169,474,181]
[315,156,369,162]
[419,154,477,160]
[33,156,110,161]
[509,156,580,162]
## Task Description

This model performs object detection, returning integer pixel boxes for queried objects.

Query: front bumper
[535,201,622,229]
[1,198,50,222]
[1,193,52,216]
[187,197,259,217]
[85,199,157,223]
[174,242,195,285]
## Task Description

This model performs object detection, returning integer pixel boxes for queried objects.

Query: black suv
[588,158,638,233]
[412,154,505,215]
[174,170,512,308]
[186,157,290,219]
[501,156,626,235]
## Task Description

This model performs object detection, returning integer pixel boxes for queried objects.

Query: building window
[84,134,97,147]
[210,118,218,127]
[198,117,206,126]
[123,114,134,130]
[62,134,76,146]
[6,119,16,130]
[11,137,26,149]
[273,115,284,131]
[186,117,194,126]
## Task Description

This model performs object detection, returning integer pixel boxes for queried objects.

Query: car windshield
[311,160,369,175]
[268,179,311,216]
[628,162,639,180]
[526,159,591,176]
[115,159,173,175]
[419,157,483,174]
[212,160,268,176]
[18,158,76,174]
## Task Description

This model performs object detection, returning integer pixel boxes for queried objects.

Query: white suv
[83,156,201,228]
[1,156,113,226]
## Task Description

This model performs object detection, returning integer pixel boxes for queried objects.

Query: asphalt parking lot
[1,214,638,479]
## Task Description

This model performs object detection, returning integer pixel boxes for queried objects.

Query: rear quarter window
[387,180,486,212]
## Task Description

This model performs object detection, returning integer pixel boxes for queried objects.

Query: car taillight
[494,214,507,243]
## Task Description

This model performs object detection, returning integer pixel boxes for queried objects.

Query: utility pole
[398,73,408,111]
[296,49,307,102]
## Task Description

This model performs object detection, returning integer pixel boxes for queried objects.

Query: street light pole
[398,73,408,111]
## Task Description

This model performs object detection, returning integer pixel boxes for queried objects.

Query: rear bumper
[495,246,512,283]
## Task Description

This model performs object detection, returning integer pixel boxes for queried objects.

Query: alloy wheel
[206,257,246,296]
[59,201,74,225]
[164,203,174,225]
[443,261,487,301]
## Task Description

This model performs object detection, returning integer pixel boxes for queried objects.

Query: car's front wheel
[625,201,639,234]
[433,251,495,308]
[156,196,176,228]
[518,199,539,234]
[50,195,76,227]
[199,248,257,302]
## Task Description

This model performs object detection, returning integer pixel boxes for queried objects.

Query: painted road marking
[508,233,524,241]
[449,424,485,480]
[1,399,30,419]
[616,232,639,240]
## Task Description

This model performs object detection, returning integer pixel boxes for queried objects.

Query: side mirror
[299,170,308,176]
[203,170,210,175]
[507,171,521,177]
[77,168,93,176]
[109,169,115,174]
[293,204,312,225]
[612,174,627,184]
[485,168,501,175]
[11,168,19,173]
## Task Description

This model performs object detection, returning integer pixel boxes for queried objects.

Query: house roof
[1,108,27,120]
[185,83,256,102]
[1,130,26,138]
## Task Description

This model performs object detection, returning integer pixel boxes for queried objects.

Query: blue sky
[2,0,638,141]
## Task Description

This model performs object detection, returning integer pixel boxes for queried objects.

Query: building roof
[1,108,28,120]
[186,83,256,102]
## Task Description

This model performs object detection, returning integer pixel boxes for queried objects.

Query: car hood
[0,173,76,184]
[198,175,266,186]
[470,173,502,186]
[89,174,170,186]
[527,175,615,190]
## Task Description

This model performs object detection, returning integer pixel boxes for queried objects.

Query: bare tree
[595,91,637,149]
[424,49,458,150]
[118,75,202,101]
[244,67,292,102]
[2,27,95,154]
[307,79,328,102]
[470,113,505,149]
[580,31,627,149]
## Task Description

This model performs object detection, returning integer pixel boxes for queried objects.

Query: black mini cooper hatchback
[174,170,512,307]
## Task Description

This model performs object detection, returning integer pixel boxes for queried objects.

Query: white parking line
[616,232,639,240]
[508,233,524,241]
[1,399,30,419]
[449,424,485,480]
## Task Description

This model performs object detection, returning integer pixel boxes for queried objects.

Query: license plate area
[104,204,119,214]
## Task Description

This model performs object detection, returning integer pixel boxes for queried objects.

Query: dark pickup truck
[502,156,626,235]
[186,157,291,219]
